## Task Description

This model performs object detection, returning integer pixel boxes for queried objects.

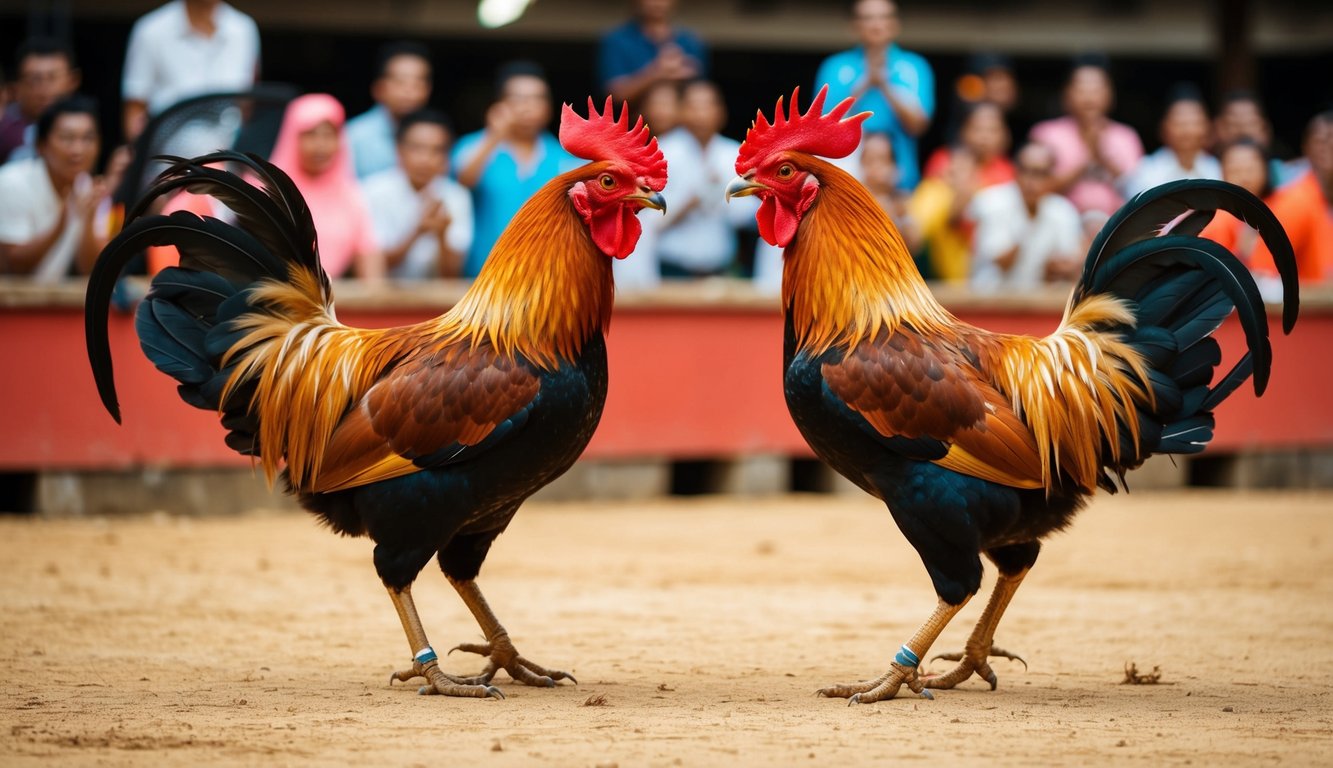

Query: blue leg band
[894,645,920,668]
[415,647,438,665]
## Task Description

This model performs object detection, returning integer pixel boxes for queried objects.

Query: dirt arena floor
[3,489,1332,766]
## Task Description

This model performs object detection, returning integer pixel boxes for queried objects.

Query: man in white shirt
[653,80,757,278]
[969,142,1083,292]
[121,0,260,142]
[1121,85,1221,198]
[363,110,472,280]
[0,96,115,281]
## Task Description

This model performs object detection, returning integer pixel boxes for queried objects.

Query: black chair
[115,83,299,207]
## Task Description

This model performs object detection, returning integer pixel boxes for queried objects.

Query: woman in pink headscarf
[268,93,382,279]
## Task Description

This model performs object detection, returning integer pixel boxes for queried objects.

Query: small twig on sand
[1122,661,1163,685]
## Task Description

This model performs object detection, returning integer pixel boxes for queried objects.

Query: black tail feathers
[1075,180,1298,481]
[85,152,324,443]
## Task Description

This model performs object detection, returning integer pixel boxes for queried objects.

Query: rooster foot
[924,645,1027,690]
[448,636,577,688]
[817,661,934,705]
[389,658,504,699]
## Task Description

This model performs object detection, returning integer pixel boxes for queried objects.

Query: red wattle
[757,196,800,248]
[591,206,643,259]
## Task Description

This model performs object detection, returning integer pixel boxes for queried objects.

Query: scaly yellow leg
[818,597,969,704]
[447,578,576,688]
[386,585,503,698]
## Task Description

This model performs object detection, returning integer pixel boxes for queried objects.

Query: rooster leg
[923,567,1030,691]
[386,585,504,699]
[818,597,968,704]
[446,577,577,688]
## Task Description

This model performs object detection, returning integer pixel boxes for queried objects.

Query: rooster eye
[599,174,616,190]
[777,164,795,179]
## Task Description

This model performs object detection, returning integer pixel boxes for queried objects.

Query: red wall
[1,289,1328,471]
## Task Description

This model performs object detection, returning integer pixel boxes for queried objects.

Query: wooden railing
[2,278,1329,472]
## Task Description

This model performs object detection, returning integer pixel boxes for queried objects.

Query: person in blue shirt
[346,41,433,179]
[598,0,707,105]
[451,61,579,277]
[814,0,934,190]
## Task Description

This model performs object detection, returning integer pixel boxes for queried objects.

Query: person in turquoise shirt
[452,61,579,277]
[814,0,934,190]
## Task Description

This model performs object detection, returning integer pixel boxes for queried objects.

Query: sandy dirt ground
[2,489,1332,767]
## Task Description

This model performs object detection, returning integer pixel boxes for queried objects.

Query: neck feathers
[782,156,953,354]
[442,170,614,368]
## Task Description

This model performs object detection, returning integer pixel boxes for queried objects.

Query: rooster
[726,87,1298,704]
[85,98,667,699]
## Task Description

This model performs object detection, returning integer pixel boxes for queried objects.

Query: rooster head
[560,96,668,259]
[726,86,870,248]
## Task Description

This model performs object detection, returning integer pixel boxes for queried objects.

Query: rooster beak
[629,189,667,215]
[726,175,767,201]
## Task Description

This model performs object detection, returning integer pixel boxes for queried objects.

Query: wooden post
[1216,0,1256,96]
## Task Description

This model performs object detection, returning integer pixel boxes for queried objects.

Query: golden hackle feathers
[783,155,956,356]
[220,167,613,492]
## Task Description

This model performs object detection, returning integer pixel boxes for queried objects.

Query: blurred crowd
[0,0,1330,293]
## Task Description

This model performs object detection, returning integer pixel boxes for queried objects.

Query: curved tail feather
[1071,179,1298,482]
[1077,179,1299,333]
[84,152,331,457]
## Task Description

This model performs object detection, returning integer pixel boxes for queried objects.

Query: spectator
[0,38,80,164]
[453,61,577,277]
[268,94,382,280]
[907,146,976,283]
[946,52,1021,142]
[363,109,472,280]
[859,131,919,251]
[653,80,756,279]
[1213,90,1292,187]
[346,41,433,179]
[815,0,934,190]
[1242,110,1333,287]
[638,78,681,137]
[0,96,119,280]
[1199,138,1275,267]
[969,142,1083,292]
[1121,84,1220,197]
[1029,55,1143,216]
[122,0,260,142]
[599,0,707,106]
[923,100,1014,189]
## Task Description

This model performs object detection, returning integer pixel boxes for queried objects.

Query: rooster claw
[390,660,505,699]
[820,661,929,705]
[447,639,576,688]
[924,645,1027,691]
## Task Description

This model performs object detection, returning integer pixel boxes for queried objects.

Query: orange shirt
[923,148,1016,189]
[1200,208,1269,269]
[1234,171,1333,282]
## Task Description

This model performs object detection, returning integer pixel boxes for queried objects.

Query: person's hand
[103,145,133,195]
[485,101,516,141]
[419,198,452,237]
[1079,118,1106,158]
[654,44,699,81]
[1044,257,1080,282]
[70,175,110,222]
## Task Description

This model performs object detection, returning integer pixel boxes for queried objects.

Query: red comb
[735,85,870,175]
[560,96,667,190]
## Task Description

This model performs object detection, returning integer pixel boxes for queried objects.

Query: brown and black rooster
[727,87,1298,704]
[85,98,666,698]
